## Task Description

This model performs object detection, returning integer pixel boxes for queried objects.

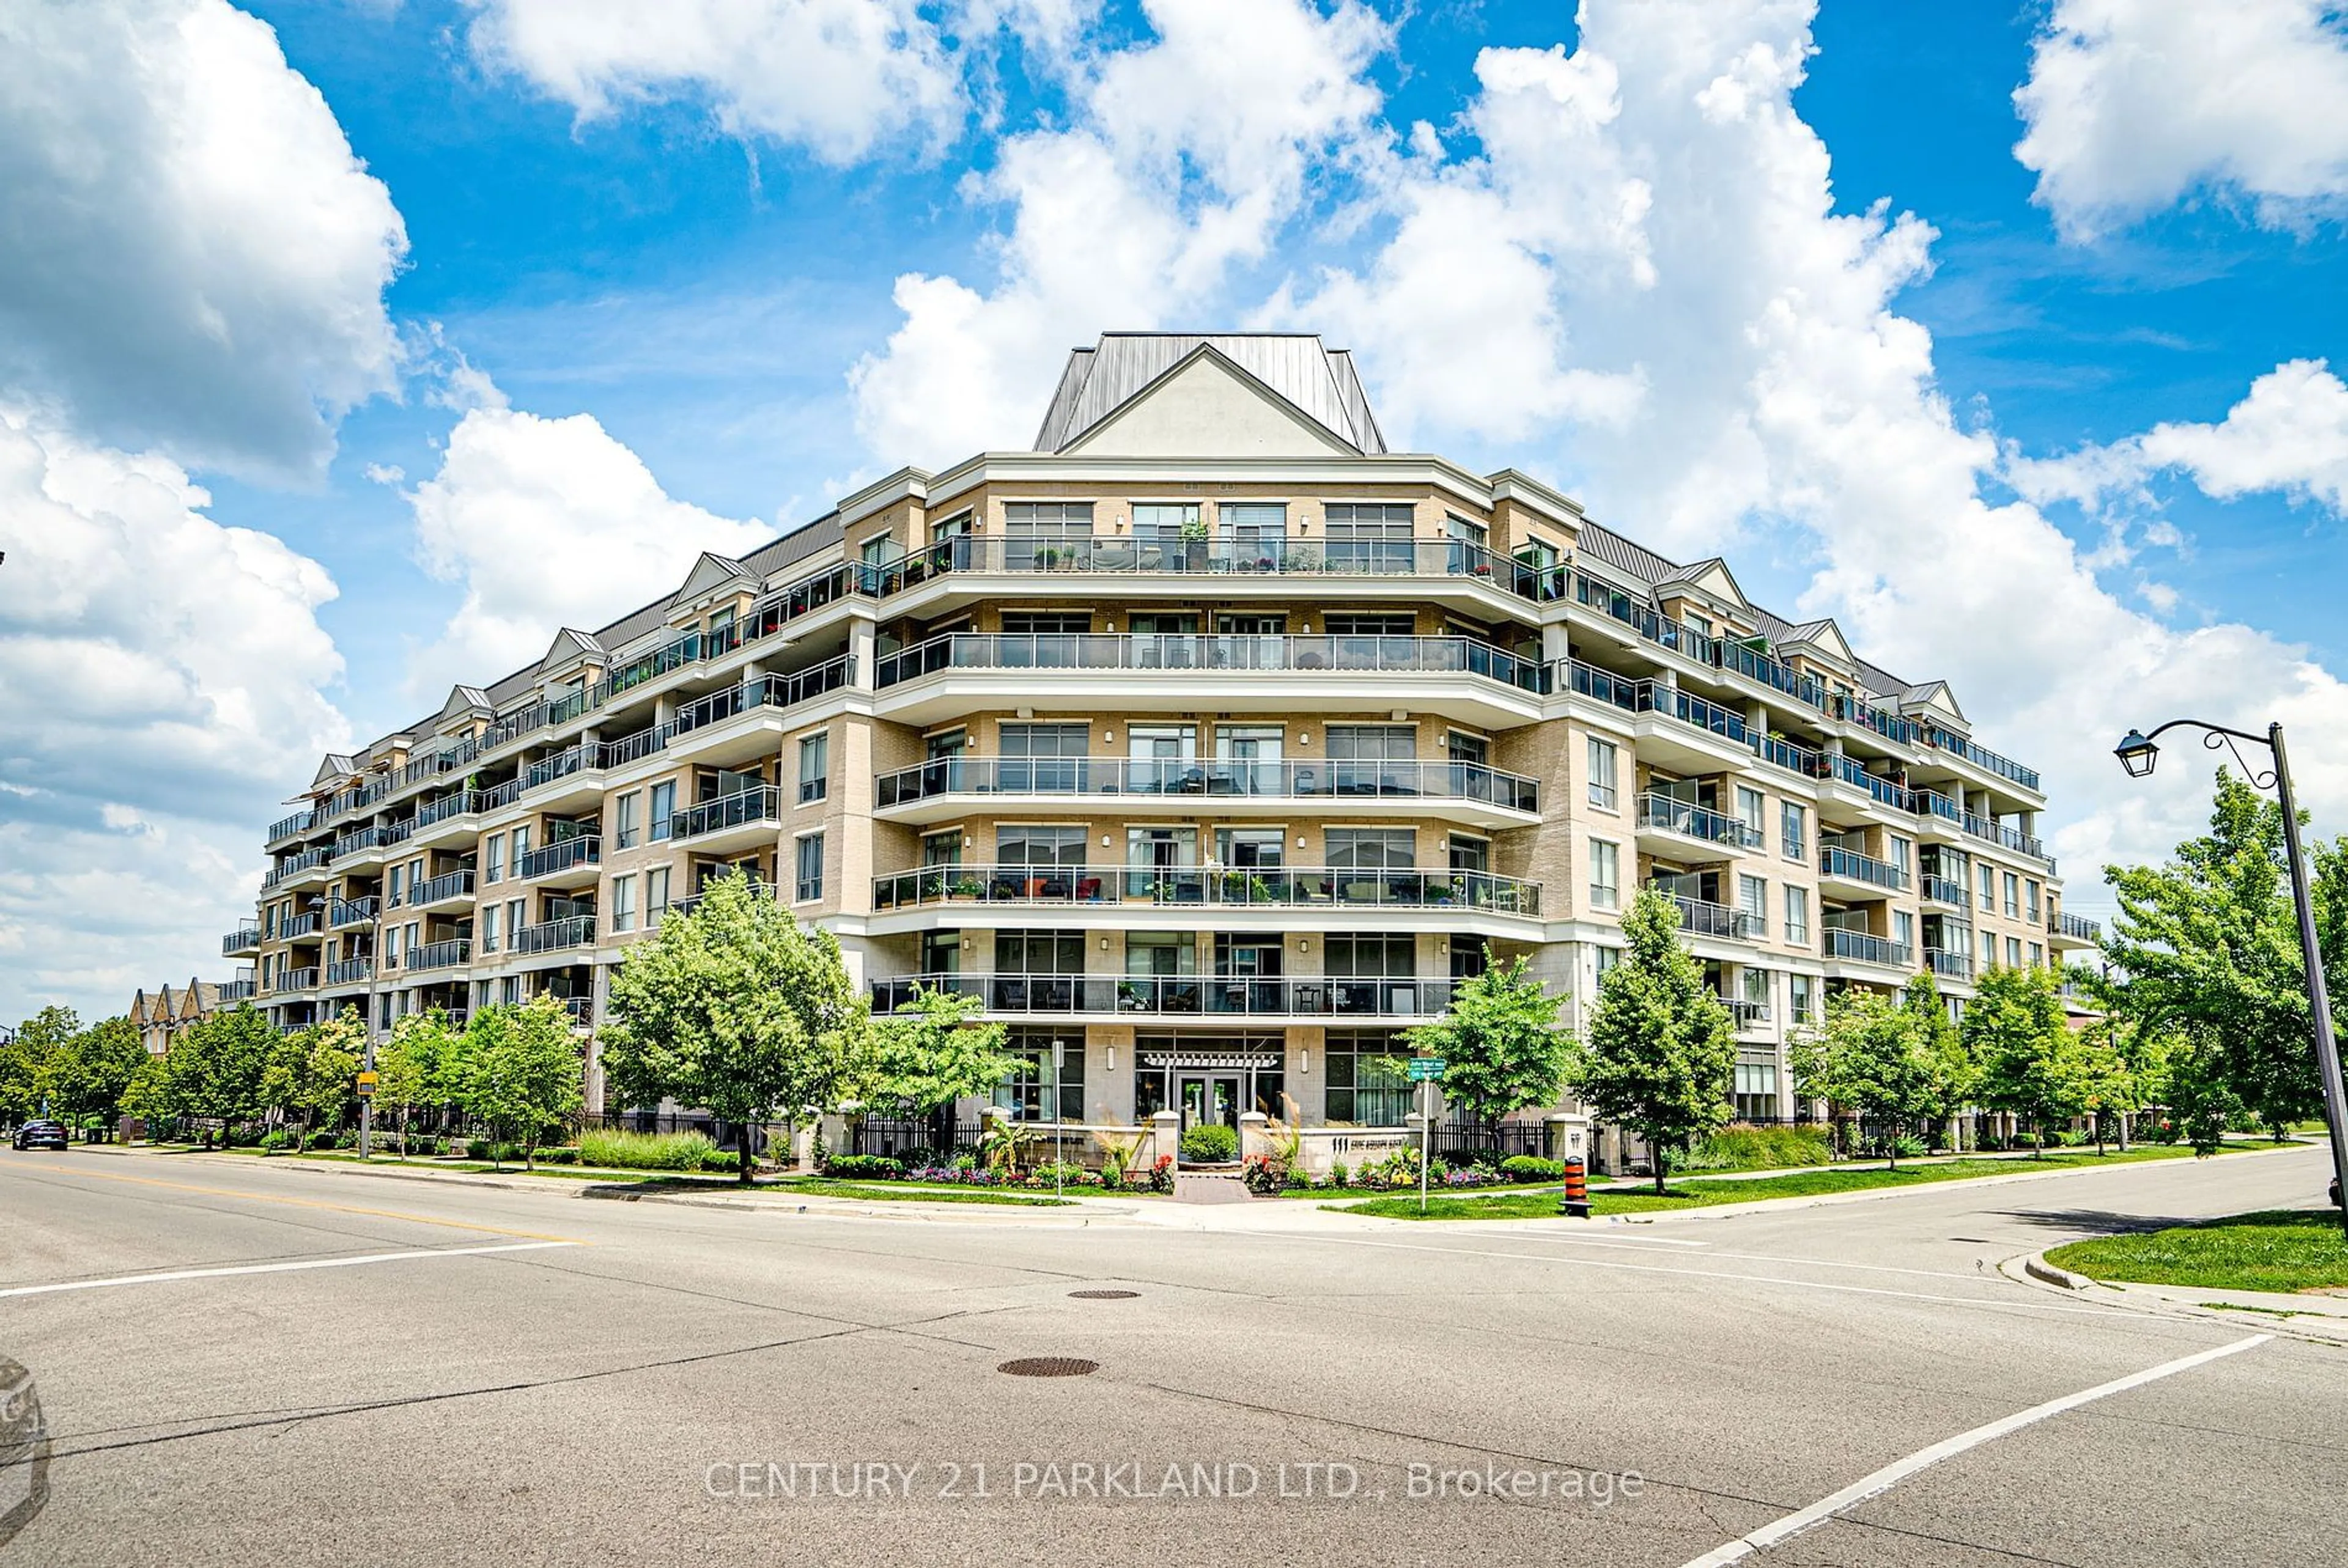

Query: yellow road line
[6,1163,591,1245]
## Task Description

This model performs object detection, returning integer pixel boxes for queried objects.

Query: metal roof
[1035,333,1387,454]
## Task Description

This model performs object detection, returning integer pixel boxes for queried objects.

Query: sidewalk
[2010,1250,2348,1344]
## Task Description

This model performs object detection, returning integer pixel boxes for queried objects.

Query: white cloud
[847,0,1392,466]
[0,410,351,1021]
[404,390,772,701]
[1291,0,2348,896]
[463,0,966,166]
[2014,0,2348,240]
[0,0,408,478]
[2011,358,2348,520]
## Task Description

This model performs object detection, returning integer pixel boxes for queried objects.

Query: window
[1324,932,1415,977]
[998,929,1085,973]
[1784,885,1811,945]
[1733,1062,1777,1121]
[1444,513,1488,551]
[1321,502,1414,571]
[1594,946,1622,984]
[1131,502,1201,565]
[1324,1029,1412,1125]
[615,792,641,851]
[921,830,962,868]
[485,833,505,885]
[1322,612,1416,636]
[1447,730,1489,766]
[480,904,501,955]
[1448,834,1489,874]
[1980,863,1996,907]
[1738,875,1768,925]
[795,833,825,902]
[2006,936,2023,969]
[1789,973,1817,1025]
[1889,836,1913,878]
[650,781,675,842]
[1735,787,1765,844]
[798,732,829,804]
[1781,801,1807,862]
[511,825,531,865]
[2029,941,2045,970]
[384,924,402,970]
[1216,828,1285,868]
[1327,829,1414,872]
[2027,880,2042,922]
[611,874,637,933]
[506,898,523,941]
[1449,934,1488,979]
[1982,929,1998,971]
[1587,738,1619,811]
[386,864,404,909]
[1221,502,1286,562]
[995,1028,1085,1121]
[1005,824,1088,870]
[2003,872,2020,918]
[646,866,670,923]
[1002,501,1094,565]
[1589,839,1620,909]
[1893,910,1915,952]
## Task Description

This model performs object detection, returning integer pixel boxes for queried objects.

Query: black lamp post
[2114,720,2348,1234]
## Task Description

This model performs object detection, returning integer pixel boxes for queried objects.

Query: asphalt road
[1,1143,2342,1567]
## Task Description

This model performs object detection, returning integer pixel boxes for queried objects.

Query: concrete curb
[2023,1251,2095,1291]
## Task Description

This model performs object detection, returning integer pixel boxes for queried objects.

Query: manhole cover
[999,1356,1100,1378]
[1069,1289,1139,1300]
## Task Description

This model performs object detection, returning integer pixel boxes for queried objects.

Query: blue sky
[4,0,2347,1021]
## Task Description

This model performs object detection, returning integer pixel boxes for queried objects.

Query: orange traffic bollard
[1559,1156,1590,1218]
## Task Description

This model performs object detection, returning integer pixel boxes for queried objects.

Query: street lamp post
[308,894,379,1160]
[2114,720,2348,1235]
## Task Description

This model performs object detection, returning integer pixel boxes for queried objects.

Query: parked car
[12,1119,68,1151]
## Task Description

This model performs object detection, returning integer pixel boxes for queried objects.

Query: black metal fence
[1429,1119,1550,1161]
[849,1116,985,1159]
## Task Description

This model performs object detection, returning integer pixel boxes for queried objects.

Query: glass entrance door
[1178,1075,1242,1137]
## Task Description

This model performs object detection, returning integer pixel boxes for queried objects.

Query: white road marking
[1677,1333,2272,1567]
[0,1241,578,1298]
[1296,1233,2119,1314]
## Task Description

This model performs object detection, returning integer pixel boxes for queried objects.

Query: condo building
[227,333,2099,1141]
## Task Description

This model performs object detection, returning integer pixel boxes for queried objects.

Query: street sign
[355,1071,378,1096]
[1406,1057,1445,1081]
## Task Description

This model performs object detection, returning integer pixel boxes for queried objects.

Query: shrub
[1683,1124,1834,1172]
[1148,1154,1176,1193]
[259,1129,294,1152]
[1179,1123,1239,1163]
[536,1146,580,1165]
[1329,1160,1350,1188]
[700,1146,745,1172]
[577,1128,719,1171]
[1501,1155,1564,1182]
[305,1130,338,1151]
[1891,1134,1929,1159]
[1241,1154,1287,1194]
[824,1154,905,1181]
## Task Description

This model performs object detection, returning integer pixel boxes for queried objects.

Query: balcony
[266,809,316,846]
[870,973,1453,1020]
[1658,894,1765,942]
[1823,927,1914,969]
[332,825,389,863]
[1914,790,1965,839]
[661,658,856,765]
[275,966,320,992]
[872,755,1539,826]
[1817,845,1907,897]
[216,979,256,1003]
[670,785,783,854]
[1963,810,2048,865]
[866,532,1567,603]
[1812,753,1916,816]
[1826,691,1917,748]
[2050,910,2102,948]
[323,957,374,989]
[1916,721,2040,795]
[1924,947,1973,981]
[407,869,476,910]
[265,847,331,889]
[1636,793,1761,858]
[330,896,380,929]
[512,915,596,956]
[408,937,471,973]
[667,880,778,920]
[873,634,1543,726]
[278,911,323,941]
[1920,875,1971,910]
[1725,998,1771,1028]
[523,742,608,811]
[871,865,1540,918]
[222,927,262,958]
[515,836,600,886]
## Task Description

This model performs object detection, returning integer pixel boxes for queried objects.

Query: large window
[1326,828,1414,872]
[1784,885,1811,946]
[995,1027,1084,1121]
[650,781,675,842]
[1735,787,1765,842]
[1589,839,1620,909]
[1324,1029,1412,1125]
[484,833,505,885]
[1324,933,1415,976]
[1002,500,1093,568]
[1587,738,1619,810]
[1782,801,1807,862]
[1733,1062,1778,1121]
[794,833,824,903]
[611,874,637,933]
[797,732,829,804]
[1002,722,1089,791]
[1131,502,1200,567]
[1321,502,1414,571]
[614,792,640,850]
[1222,502,1286,566]
[999,929,1085,973]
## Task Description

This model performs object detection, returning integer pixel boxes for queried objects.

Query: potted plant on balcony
[1180,514,1209,571]
[947,875,983,902]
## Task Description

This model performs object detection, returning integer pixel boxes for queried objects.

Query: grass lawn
[2045,1210,2348,1294]
[777,1177,1071,1207]
[188,1148,1071,1205]
[1328,1142,2262,1221]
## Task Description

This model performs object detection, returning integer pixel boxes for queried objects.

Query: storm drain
[998,1357,1100,1378]
[1068,1289,1139,1300]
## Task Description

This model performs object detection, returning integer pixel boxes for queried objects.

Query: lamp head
[2114,729,2158,779]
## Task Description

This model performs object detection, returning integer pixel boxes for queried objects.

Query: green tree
[1570,888,1737,1193]
[10,1006,80,1121]
[264,1007,364,1150]
[462,996,583,1169]
[1404,948,1570,1127]
[1791,987,1935,1167]
[375,1011,449,1156]
[0,1021,43,1125]
[1902,972,1976,1149]
[865,985,1014,1151]
[604,870,871,1182]
[1966,966,2086,1155]
[48,1016,150,1132]
[181,1004,278,1145]
[2103,771,2329,1140]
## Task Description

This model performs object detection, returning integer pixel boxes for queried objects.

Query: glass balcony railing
[279,912,322,940]
[872,865,1539,916]
[267,809,315,843]
[2053,911,2102,942]
[873,756,1539,814]
[1637,793,1763,850]
[276,966,320,992]
[408,937,471,972]
[1917,722,2040,793]
[265,848,330,887]
[861,533,1571,602]
[869,973,1454,1018]
[1914,790,1963,827]
[672,786,783,841]
[1924,947,1973,980]
[1656,893,1765,941]
[512,916,596,955]
[874,634,1543,694]
[330,896,380,929]
[415,789,482,828]
[515,836,600,880]
[216,980,256,1003]
[221,928,261,956]
[408,869,475,908]
[1823,927,1914,967]
[1818,845,1906,891]
[324,958,373,987]
[1921,875,1971,908]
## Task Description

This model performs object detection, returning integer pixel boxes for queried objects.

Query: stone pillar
[1150,1108,1180,1168]
[1239,1111,1271,1163]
